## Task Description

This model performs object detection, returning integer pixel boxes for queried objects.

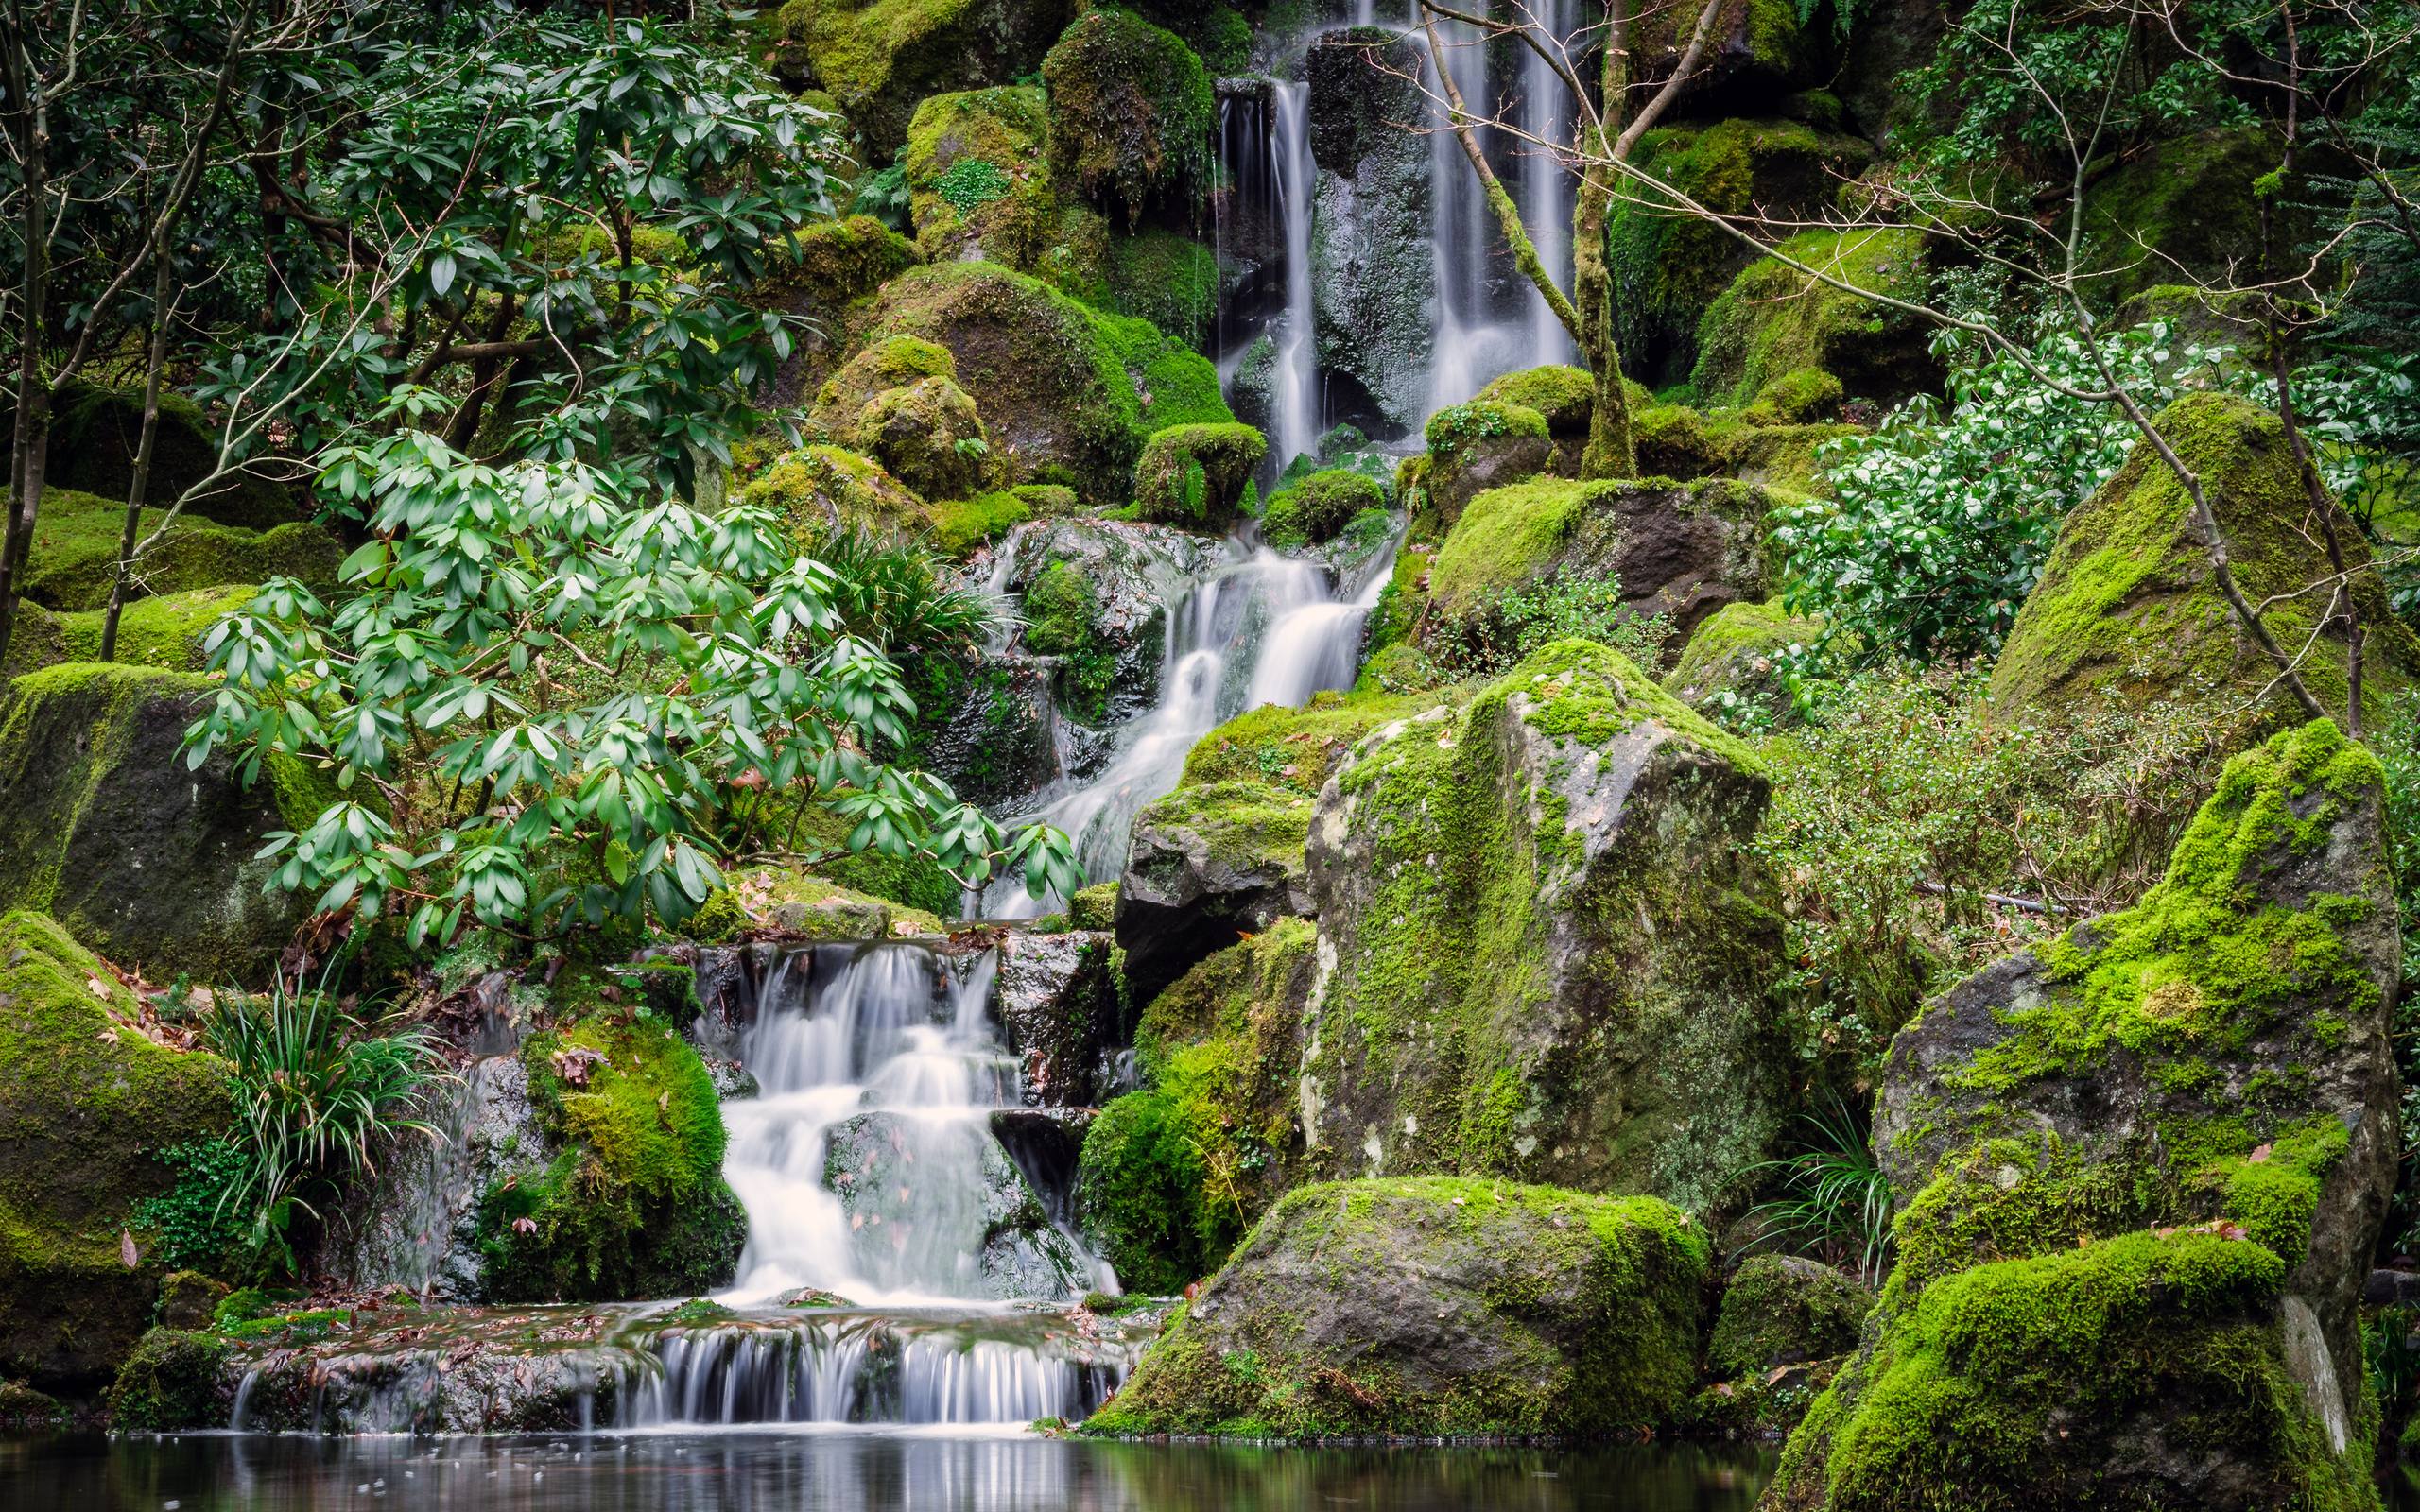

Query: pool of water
[0,1430,1775,1511]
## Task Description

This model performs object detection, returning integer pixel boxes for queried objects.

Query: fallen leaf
[120,1229,139,1269]
[2248,1143,2273,1164]
[87,976,110,999]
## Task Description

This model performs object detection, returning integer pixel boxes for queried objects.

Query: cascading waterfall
[1518,0,1580,369]
[1266,79,1321,472]
[982,531,1398,919]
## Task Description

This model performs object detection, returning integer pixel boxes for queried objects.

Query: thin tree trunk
[0,21,53,679]
[101,246,179,662]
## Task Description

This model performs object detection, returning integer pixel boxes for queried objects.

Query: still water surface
[0,1430,1774,1511]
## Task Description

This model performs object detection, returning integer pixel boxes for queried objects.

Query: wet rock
[1307,29,1435,434]
[992,930,1119,1105]
[0,911,230,1390]
[823,1111,1092,1300]
[1300,639,1789,1215]
[992,1107,1096,1231]
[1115,780,1314,1008]
[0,664,335,980]
[108,1327,231,1429]
[222,1313,643,1434]
[1421,402,1555,533]
[159,1272,230,1332]
[1089,1177,1709,1436]
[915,653,1058,809]
[1770,719,2399,1507]
[996,517,1216,724]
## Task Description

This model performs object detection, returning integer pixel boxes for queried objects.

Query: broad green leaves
[186,430,1076,945]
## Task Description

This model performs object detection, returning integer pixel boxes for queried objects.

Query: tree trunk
[0,34,52,678]
[102,246,178,662]
[1571,2,1635,480]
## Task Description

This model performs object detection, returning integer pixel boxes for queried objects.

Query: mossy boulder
[859,375,993,500]
[475,1007,748,1301]
[1990,392,2415,747]
[1000,518,1216,723]
[898,86,1071,269]
[809,334,959,439]
[909,650,1058,806]
[1421,401,1553,533]
[1690,227,1934,408]
[39,380,296,529]
[756,215,922,318]
[18,487,339,613]
[1262,468,1386,549]
[1042,9,1213,226]
[1307,28,1436,433]
[1769,719,2399,1508]
[2081,127,2287,310]
[1628,0,1823,103]
[1429,475,1784,647]
[1181,685,1457,800]
[106,1327,231,1429]
[1662,598,1823,725]
[0,912,231,1389]
[0,664,337,981]
[1115,780,1316,1007]
[1475,365,1598,438]
[1132,422,1266,527]
[1709,1255,1873,1380]
[712,860,950,941]
[852,260,1231,502]
[1085,1177,1710,1436]
[1078,921,1322,1293]
[1610,120,1875,386]
[1298,640,1789,1215]
[740,444,932,541]
[773,0,1075,160]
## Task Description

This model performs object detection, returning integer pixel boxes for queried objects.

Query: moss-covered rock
[773,0,1075,160]
[1610,120,1874,386]
[859,374,994,500]
[1132,422,1266,526]
[1628,0,1823,104]
[1662,598,1823,725]
[756,215,922,318]
[1085,1177,1710,1436]
[475,1006,748,1301]
[1307,29,1436,433]
[1180,685,1455,799]
[1298,640,1789,1215]
[1097,229,1219,349]
[1115,781,1315,1007]
[18,487,340,613]
[1042,9,1213,226]
[1709,1255,1873,1380]
[0,912,231,1389]
[741,444,932,541]
[1689,227,1933,408]
[1421,401,1553,533]
[2081,127,2287,310]
[852,260,1231,502]
[36,380,297,529]
[1770,719,2399,1509]
[809,334,959,440]
[1428,474,1783,647]
[106,1326,231,1429]
[1990,392,2416,747]
[897,86,1064,269]
[994,928,1119,1105]
[908,648,1058,803]
[1068,880,1118,932]
[1001,519,1214,724]
[1475,364,1598,437]
[0,664,335,981]
[714,858,951,941]
[1748,367,1845,424]
[1262,468,1386,549]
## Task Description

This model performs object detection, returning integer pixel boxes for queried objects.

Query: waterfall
[1267,79,1321,472]
[1519,0,1580,369]
[981,532,1396,919]
[720,944,1106,1306]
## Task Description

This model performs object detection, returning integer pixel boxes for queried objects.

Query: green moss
[2081,127,2281,309]
[1069,881,1118,931]
[1426,478,1599,606]
[37,380,296,529]
[929,490,1033,557]
[1180,685,1451,799]
[1262,469,1386,548]
[1473,365,1596,434]
[1100,230,1219,347]
[756,215,922,314]
[1042,9,1214,224]
[1132,423,1267,526]
[1748,367,1844,424]
[899,87,1060,265]
[1423,400,1547,460]
[1689,227,1927,407]
[476,1007,746,1301]
[1019,557,1117,723]
[1133,781,1313,875]
[1085,1177,1711,1438]
[1989,392,2416,736]
[0,912,232,1387]
[741,444,932,541]
[1662,598,1824,719]
[17,488,340,613]
[106,1327,228,1429]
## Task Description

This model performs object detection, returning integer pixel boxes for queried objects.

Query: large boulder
[1611,119,1875,387]
[909,651,1060,807]
[1087,1177,1710,1436]
[772,0,1076,162]
[1662,598,1824,727]
[1041,9,1213,226]
[2081,127,2285,309]
[849,261,1233,502]
[1115,780,1315,1008]
[1768,719,2399,1509]
[0,911,231,1389]
[899,86,1060,266]
[1709,1255,1873,1380]
[1991,392,2416,743]
[20,487,339,613]
[822,1109,1091,1298]
[1308,29,1436,434]
[0,663,335,981]
[1419,401,1555,533]
[1427,475,1783,647]
[996,517,1217,726]
[37,380,296,529]
[1299,639,1790,1215]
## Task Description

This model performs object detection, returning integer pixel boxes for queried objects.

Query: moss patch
[18,487,340,613]
[1689,227,1929,407]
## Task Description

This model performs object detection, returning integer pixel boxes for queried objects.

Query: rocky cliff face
[1766,718,2399,1510]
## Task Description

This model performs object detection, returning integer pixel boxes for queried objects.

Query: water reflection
[0,1431,1774,1512]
